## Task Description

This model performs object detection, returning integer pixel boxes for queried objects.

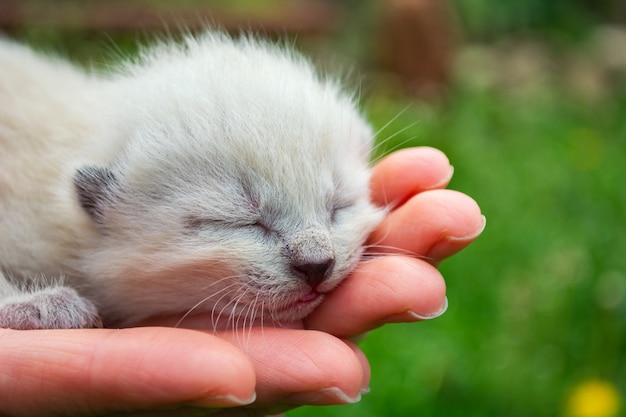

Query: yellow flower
[566,379,621,417]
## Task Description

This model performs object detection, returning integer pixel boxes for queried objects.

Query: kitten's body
[0,33,383,329]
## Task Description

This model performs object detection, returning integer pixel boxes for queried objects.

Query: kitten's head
[74,34,384,327]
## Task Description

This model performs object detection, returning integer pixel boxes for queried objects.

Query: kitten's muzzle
[287,228,335,289]
[291,258,335,288]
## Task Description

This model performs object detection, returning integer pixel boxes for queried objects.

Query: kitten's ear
[74,166,118,223]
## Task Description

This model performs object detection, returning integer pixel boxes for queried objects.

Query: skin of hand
[0,147,485,417]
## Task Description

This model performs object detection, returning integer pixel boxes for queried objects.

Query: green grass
[291,75,626,416]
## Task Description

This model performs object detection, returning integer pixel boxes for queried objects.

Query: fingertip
[232,328,366,406]
[307,256,446,337]
[282,332,367,405]
[425,193,485,261]
[370,146,454,207]
[343,340,371,394]
[368,189,484,261]
[127,328,257,407]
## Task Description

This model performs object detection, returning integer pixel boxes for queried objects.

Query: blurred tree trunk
[380,0,458,100]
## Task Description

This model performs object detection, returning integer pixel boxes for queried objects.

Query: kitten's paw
[0,287,102,330]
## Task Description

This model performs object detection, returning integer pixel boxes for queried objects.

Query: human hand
[0,147,484,417]
[305,146,486,337]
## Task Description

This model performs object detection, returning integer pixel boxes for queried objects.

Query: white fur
[0,33,383,329]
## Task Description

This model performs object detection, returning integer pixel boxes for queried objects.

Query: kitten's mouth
[285,290,322,309]
[269,290,323,321]
[298,291,320,303]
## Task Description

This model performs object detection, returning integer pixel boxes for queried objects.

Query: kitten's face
[75,37,384,327]
[76,115,383,326]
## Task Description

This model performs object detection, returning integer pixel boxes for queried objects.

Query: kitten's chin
[128,292,325,329]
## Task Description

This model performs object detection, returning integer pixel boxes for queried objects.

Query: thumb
[0,327,256,416]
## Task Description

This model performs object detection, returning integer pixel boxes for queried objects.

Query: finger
[370,147,454,208]
[0,327,256,416]
[367,189,485,262]
[124,326,370,413]
[305,256,447,338]
[215,327,369,407]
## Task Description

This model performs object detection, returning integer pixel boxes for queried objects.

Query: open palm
[0,147,484,417]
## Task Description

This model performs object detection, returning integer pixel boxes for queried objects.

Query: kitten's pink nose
[291,258,335,288]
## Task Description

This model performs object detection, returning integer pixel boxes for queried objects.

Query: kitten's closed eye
[330,201,355,223]
[252,220,275,237]
[184,215,274,235]
[184,216,221,230]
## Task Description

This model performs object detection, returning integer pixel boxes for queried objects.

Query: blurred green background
[3,0,625,416]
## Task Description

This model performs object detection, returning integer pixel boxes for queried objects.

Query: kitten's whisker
[372,104,412,140]
[243,293,260,349]
[224,303,240,334]
[365,244,417,256]
[259,300,266,336]
[175,280,243,328]
[371,129,420,166]
[361,250,435,264]
[189,273,245,291]
[231,290,255,344]
[368,105,418,163]
[211,284,247,331]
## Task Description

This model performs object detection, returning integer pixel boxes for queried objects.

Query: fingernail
[286,387,361,405]
[407,296,448,320]
[447,215,487,243]
[191,391,257,407]
[427,215,486,262]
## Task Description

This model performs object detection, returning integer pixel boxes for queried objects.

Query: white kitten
[0,32,384,329]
